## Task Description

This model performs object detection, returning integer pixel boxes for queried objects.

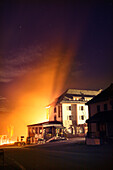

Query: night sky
[0,1,113,139]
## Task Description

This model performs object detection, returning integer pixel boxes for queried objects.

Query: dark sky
[0,1,112,88]
[0,1,113,87]
[0,1,113,137]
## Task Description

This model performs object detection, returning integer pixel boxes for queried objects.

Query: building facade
[46,89,100,137]
[86,84,113,144]
[27,121,65,143]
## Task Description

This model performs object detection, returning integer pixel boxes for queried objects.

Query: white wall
[62,103,72,129]
[62,103,89,129]
[77,104,89,125]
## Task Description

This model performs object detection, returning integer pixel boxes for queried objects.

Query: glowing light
[46,106,50,108]
[1,44,77,141]
[0,135,15,145]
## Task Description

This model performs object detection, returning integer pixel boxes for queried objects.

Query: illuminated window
[46,108,49,119]
[39,127,42,134]
[73,97,76,100]
[76,127,84,134]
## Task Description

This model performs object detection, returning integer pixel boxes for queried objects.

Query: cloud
[0,96,8,113]
[0,45,43,82]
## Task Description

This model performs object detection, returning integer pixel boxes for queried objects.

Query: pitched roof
[86,84,113,105]
[27,121,62,127]
[46,88,101,107]
[56,88,100,104]
[66,89,100,96]
[86,110,113,123]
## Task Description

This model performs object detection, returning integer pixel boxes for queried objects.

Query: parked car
[14,141,25,146]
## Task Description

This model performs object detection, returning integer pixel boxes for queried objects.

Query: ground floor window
[76,127,84,134]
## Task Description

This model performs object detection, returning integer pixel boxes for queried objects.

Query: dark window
[61,106,62,116]
[81,106,84,110]
[58,106,60,117]
[88,106,91,117]
[69,115,72,120]
[66,106,71,110]
[79,115,84,120]
[54,107,56,113]
[58,112,60,118]
[81,115,84,120]
[69,106,71,110]
[104,104,108,111]
[79,106,84,110]
[54,115,56,121]
[36,127,38,134]
[96,123,100,131]
[97,105,100,112]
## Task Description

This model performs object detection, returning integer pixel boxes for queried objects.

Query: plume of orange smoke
[2,45,76,141]
[0,5,90,141]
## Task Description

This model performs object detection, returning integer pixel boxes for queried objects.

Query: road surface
[1,138,113,169]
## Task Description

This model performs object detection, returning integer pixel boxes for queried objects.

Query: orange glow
[1,43,79,141]
[0,135,14,145]
[0,7,91,141]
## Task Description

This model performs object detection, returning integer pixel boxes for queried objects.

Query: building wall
[89,99,112,117]
[61,102,89,135]
[28,126,44,143]
[46,104,62,122]
[46,92,98,136]
[62,103,72,130]
[77,104,88,125]
[62,103,89,127]
[88,98,113,139]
